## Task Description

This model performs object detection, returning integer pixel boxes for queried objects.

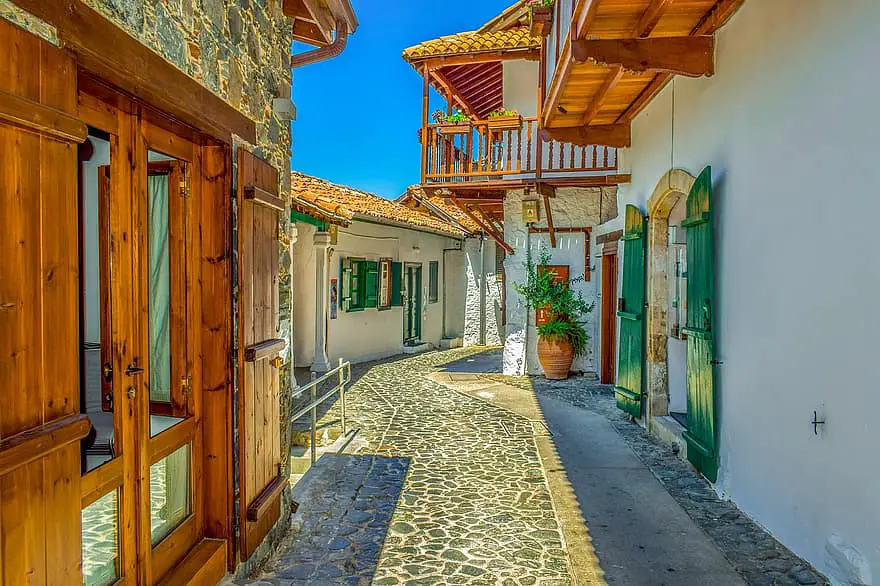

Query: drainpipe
[479,235,487,346]
[291,18,349,69]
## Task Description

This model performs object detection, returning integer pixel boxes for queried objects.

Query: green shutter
[428,261,439,303]
[681,166,718,482]
[364,260,379,308]
[615,205,646,419]
[391,262,403,306]
[340,258,352,312]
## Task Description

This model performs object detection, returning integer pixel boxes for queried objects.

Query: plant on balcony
[487,107,522,131]
[432,109,473,135]
[527,0,554,37]
[514,248,594,380]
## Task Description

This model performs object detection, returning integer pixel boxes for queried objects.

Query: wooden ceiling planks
[544,0,744,133]
[437,62,504,119]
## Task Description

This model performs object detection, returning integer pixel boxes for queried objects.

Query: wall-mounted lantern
[522,200,539,224]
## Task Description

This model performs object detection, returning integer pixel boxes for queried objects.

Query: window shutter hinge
[181,374,192,396]
[179,169,190,198]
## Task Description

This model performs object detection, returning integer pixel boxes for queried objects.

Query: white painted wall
[293,219,461,367]
[443,249,466,340]
[292,222,318,368]
[607,1,880,582]
[462,237,503,347]
[503,188,605,376]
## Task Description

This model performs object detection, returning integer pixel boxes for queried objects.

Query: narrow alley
[238,349,824,586]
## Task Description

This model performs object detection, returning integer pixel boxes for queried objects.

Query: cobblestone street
[240,348,826,586]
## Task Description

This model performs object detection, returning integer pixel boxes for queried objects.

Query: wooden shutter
[237,149,286,561]
[364,261,379,308]
[340,258,352,312]
[391,262,404,306]
[681,167,718,482]
[0,20,90,584]
[615,205,646,418]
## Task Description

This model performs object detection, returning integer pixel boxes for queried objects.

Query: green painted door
[681,167,718,482]
[405,265,422,342]
[615,205,646,418]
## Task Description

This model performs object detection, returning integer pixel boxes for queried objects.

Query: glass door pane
[149,443,192,546]
[81,490,120,586]
[147,154,189,436]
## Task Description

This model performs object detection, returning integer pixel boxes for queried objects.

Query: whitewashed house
[290,173,499,370]
[407,0,880,583]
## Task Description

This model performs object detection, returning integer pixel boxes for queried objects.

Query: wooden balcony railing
[422,116,617,184]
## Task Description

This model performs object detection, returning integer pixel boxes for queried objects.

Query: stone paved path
[245,348,574,585]
[243,348,827,586]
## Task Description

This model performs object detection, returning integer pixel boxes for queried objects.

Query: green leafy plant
[526,0,555,12]
[489,107,520,118]
[539,316,587,357]
[513,247,594,357]
[432,109,472,125]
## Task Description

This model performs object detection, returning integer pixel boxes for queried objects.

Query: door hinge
[181,374,192,396]
[179,169,190,198]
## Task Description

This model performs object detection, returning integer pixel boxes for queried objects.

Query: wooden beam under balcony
[572,37,715,78]
[541,123,631,149]
[450,195,514,255]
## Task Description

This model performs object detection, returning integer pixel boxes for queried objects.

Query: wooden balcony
[421,116,619,188]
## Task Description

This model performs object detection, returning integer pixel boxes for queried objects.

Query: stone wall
[503,187,617,375]
[463,237,503,347]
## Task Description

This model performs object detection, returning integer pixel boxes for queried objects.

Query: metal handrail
[289,358,351,464]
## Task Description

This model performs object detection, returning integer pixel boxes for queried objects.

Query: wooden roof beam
[541,123,631,148]
[450,196,514,254]
[430,69,480,119]
[423,48,539,71]
[572,36,715,78]
[634,0,673,38]
[457,70,503,97]
[445,63,497,84]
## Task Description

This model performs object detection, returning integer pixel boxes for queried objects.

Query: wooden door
[0,20,91,585]
[615,205,646,418]
[237,150,286,561]
[405,265,422,341]
[135,122,206,583]
[681,167,718,482]
[601,253,618,384]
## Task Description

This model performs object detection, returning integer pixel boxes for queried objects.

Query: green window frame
[342,257,380,312]
[428,261,439,304]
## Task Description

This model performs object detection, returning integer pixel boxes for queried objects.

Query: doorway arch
[645,169,696,422]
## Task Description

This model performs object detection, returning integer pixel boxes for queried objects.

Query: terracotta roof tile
[291,173,466,237]
[402,27,540,62]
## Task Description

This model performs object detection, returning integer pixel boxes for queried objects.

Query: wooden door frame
[77,80,233,585]
[600,250,618,385]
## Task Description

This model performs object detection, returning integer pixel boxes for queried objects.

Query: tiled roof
[291,173,467,237]
[401,186,483,234]
[402,27,540,62]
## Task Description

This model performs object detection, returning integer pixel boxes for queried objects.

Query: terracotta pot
[537,336,574,380]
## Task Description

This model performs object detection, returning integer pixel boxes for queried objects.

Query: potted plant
[514,248,594,380]
[528,0,554,37]
[433,109,473,135]
[487,107,522,131]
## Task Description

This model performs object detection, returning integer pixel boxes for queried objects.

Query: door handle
[125,364,145,377]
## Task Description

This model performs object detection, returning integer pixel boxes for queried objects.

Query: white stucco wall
[462,237,503,347]
[292,222,318,368]
[294,219,461,367]
[443,249,466,340]
[607,1,880,582]
[503,188,608,376]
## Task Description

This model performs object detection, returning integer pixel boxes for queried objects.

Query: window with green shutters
[342,257,403,312]
[428,261,439,303]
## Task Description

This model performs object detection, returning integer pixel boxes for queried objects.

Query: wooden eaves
[541,0,746,147]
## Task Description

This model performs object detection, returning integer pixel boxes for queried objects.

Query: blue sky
[291,0,512,199]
